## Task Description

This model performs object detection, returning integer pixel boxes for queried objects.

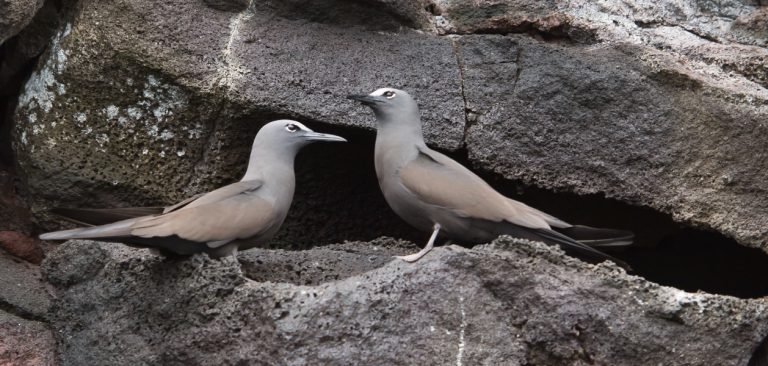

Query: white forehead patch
[369,87,397,96]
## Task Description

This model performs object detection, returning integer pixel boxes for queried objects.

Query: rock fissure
[455,295,467,366]
[0,298,47,323]
[215,1,254,93]
[461,163,768,299]
[449,36,473,148]
[40,238,768,365]
[2,0,767,363]
[438,24,584,45]
[749,333,768,366]
[511,46,522,93]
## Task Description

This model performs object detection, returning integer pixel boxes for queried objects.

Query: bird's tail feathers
[534,228,632,271]
[555,225,635,249]
[39,217,142,241]
[50,207,163,227]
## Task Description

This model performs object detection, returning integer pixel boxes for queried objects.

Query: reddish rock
[0,231,43,264]
[732,7,768,46]
[0,169,32,233]
[0,312,56,366]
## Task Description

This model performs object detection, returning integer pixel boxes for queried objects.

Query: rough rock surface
[436,0,768,250]
[12,0,462,246]
[2,1,767,365]
[11,0,768,252]
[43,237,768,365]
[0,0,44,45]
[0,249,55,365]
[0,311,56,366]
[458,33,768,250]
[0,249,51,320]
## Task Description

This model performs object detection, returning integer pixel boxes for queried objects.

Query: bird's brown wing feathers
[398,148,550,230]
[51,207,165,227]
[130,180,277,245]
[50,192,209,227]
[162,192,206,214]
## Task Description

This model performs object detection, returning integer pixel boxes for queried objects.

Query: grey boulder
[43,238,768,365]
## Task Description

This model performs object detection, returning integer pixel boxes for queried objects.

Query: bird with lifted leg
[349,88,633,269]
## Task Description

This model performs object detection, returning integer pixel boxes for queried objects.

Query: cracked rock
[0,249,51,320]
[0,0,44,45]
[0,311,55,366]
[43,237,768,365]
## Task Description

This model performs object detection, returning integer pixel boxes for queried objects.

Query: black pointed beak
[347,94,383,105]
[302,131,347,142]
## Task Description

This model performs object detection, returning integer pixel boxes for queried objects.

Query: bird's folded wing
[399,149,550,230]
[50,192,210,227]
[51,207,165,227]
[162,193,206,214]
[129,180,276,244]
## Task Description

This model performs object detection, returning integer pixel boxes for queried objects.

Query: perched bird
[39,120,346,258]
[348,88,633,267]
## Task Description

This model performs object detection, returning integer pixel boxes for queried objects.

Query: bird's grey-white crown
[259,120,312,134]
[370,87,399,99]
[283,121,312,133]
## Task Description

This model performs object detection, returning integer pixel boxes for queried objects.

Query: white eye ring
[383,91,396,99]
[285,124,299,132]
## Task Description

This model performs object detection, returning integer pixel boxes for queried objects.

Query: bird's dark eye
[285,124,299,132]
[383,91,396,99]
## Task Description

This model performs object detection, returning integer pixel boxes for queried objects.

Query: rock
[729,6,768,47]
[238,237,420,285]
[435,0,766,46]
[249,0,435,30]
[201,0,249,12]
[432,0,767,254]
[457,33,768,250]
[0,167,32,234]
[0,311,56,366]
[0,0,44,45]
[12,0,768,254]
[0,231,43,264]
[13,0,462,246]
[44,237,768,365]
[0,0,66,96]
[0,249,51,320]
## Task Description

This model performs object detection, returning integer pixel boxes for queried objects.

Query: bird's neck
[375,115,427,150]
[374,116,426,175]
[241,142,296,183]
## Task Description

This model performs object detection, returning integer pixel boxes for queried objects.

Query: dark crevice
[0,0,66,235]
[279,118,425,248]
[478,173,768,299]
[182,106,423,250]
[424,3,440,16]
[749,334,768,366]
[220,115,768,299]
[252,0,425,31]
[633,20,665,28]
[188,92,227,193]
[449,37,472,148]
[436,147,768,299]
[511,47,523,93]
[0,298,48,323]
[680,26,721,43]
[634,20,722,44]
[441,22,596,45]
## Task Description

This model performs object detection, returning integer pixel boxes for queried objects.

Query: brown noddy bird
[39,120,346,258]
[349,88,633,267]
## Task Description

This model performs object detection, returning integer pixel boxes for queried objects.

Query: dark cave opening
[749,333,768,366]
[461,151,768,299]
[292,120,768,299]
